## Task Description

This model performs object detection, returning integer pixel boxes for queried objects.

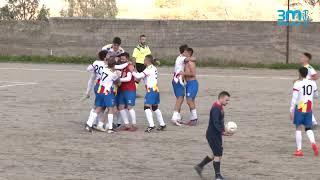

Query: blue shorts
[294,108,313,128]
[94,84,115,108]
[119,90,136,106]
[172,80,185,98]
[144,89,160,105]
[186,80,199,100]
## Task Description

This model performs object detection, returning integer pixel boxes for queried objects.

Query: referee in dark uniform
[194,91,232,180]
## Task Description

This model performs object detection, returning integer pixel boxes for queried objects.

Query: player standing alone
[194,91,232,180]
[300,52,319,127]
[290,67,319,156]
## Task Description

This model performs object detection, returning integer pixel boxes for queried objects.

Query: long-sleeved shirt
[207,102,225,137]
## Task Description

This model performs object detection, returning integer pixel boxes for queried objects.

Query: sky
[0,0,319,21]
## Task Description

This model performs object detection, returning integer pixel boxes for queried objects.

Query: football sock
[312,115,318,125]
[129,109,136,125]
[172,111,180,121]
[145,109,155,127]
[190,109,198,120]
[155,109,165,126]
[306,130,316,144]
[120,110,129,125]
[117,112,122,125]
[86,111,97,127]
[296,130,302,150]
[97,121,104,128]
[198,156,212,168]
[108,114,114,130]
[213,161,221,176]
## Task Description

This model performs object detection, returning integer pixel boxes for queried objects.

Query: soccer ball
[225,121,237,134]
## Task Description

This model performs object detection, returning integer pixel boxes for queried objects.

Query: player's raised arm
[132,71,146,79]
[115,62,128,70]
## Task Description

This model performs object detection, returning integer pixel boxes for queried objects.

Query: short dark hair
[218,91,231,99]
[303,52,312,60]
[179,44,189,54]
[108,57,117,68]
[113,37,121,45]
[140,34,146,38]
[187,48,193,56]
[299,67,308,78]
[98,50,108,60]
[119,52,130,59]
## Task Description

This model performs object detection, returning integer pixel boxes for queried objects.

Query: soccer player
[290,67,319,156]
[132,55,166,133]
[300,52,319,127]
[181,48,199,126]
[118,52,137,131]
[84,51,127,131]
[171,44,196,126]
[194,91,232,180]
[85,57,120,134]
[102,37,125,58]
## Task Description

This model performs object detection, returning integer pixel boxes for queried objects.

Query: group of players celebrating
[83,36,199,134]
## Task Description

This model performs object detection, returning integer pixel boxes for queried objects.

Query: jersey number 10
[303,85,312,95]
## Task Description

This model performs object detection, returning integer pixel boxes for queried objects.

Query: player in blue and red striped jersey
[290,67,319,156]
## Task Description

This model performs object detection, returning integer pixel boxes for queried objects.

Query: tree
[0,0,49,20]
[62,0,118,18]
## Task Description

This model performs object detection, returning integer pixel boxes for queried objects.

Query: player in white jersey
[290,67,319,156]
[132,55,166,133]
[84,51,127,131]
[171,44,196,126]
[102,37,125,58]
[300,52,319,127]
[85,58,120,133]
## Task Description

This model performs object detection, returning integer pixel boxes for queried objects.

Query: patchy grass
[0,55,317,70]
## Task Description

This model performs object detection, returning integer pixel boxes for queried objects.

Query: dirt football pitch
[1,63,320,180]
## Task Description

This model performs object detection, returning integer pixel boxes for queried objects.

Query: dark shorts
[136,63,146,73]
[206,133,223,157]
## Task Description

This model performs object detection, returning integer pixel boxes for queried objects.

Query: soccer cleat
[157,125,167,131]
[194,165,203,178]
[312,143,319,156]
[129,126,138,132]
[171,120,182,126]
[294,150,304,157]
[107,129,116,134]
[215,174,224,180]
[186,119,198,126]
[85,124,93,133]
[95,126,107,132]
[117,125,131,131]
[145,126,155,133]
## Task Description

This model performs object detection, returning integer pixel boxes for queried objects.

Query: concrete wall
[0,18,319,64]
